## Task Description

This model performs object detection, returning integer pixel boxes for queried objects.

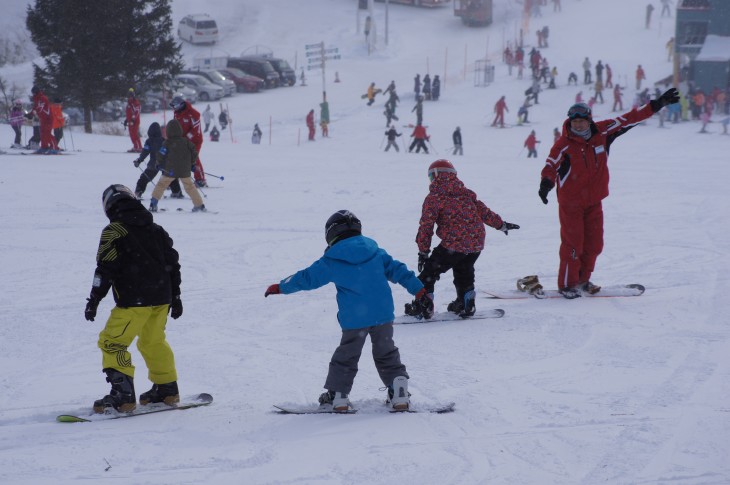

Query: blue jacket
[279,235,423,330]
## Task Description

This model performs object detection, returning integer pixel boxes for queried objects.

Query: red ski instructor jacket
[541,103,654,207]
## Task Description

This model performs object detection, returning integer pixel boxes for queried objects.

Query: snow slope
[1,1,729,484]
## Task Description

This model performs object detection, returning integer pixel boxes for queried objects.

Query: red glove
[265,284,280,297]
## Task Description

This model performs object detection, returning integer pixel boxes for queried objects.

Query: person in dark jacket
[264,210,432,412]
[84,184,183,413]
[538,89,680,298]
[422,74,432,100]
[452,126,463,155]
[431,75,441,101]
[132,122,183,199]
[384,125,402,152]
[405,160,519,318]
[149,119,206,213]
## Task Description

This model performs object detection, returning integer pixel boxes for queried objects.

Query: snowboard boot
[447,297,464,314]
[139,382,180,406]
[93,368,136,414]
[517,275,544,296]
[404,293,434,319]
[559,287,581,299]
[318,390,352,412]
[387,376,410,411]
[192,204,207,213]
[580,281,601,295]
[460,289,476,318]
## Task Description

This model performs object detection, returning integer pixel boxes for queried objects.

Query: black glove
[85,296,100,322]
[650,88,680,112]
[123,120,128,128]
[498,222,520,235]
[415,288,434,319]
[169,295,183,319]
[417,251,430,272]
[133,158,141,168]
[538,178,554,205]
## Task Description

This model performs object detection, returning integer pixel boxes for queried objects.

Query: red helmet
[427,159,456,181]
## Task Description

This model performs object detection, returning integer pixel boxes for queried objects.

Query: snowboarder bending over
[264,210,432,412]
[84,184,183,414]
[538,89,680,298]
[405,160,519,318]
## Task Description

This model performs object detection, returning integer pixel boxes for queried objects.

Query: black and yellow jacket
[91,199,181,307]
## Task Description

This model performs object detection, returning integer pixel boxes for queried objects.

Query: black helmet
[102,184,137,216]
[325,210,362,246]
[170,93,186,111]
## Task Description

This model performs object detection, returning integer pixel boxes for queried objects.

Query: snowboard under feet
[394,309,504,325]
[56,393,213,423]
[273,401,454,415]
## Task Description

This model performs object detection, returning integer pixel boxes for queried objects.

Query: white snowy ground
[1,1,729,484]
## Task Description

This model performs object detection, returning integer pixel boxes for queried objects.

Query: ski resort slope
[1,0,729,484]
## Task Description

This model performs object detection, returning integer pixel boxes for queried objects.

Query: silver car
[181,70,236,97]
[174,74,224,101]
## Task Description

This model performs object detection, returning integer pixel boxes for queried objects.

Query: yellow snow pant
[97,305,177,384]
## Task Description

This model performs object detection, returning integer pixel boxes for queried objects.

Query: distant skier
[9,99,24,148]
[422,74,432,100]
[320,97,330,137]
[604,63,613,88]
[408,123,429,154]
[124,88,142,152]
[218,109,229,130]
[252,123,262,144]
[210,126,220,142]
[567,72,578,86]
[202,105,213,133]
[582,57,592,85]
[646,3,655,29]
[414,73,421,98]
[412,96,424,126]
[524,130,540,158]
[492,95,509,128]
[384,125,402,152]
[431,75,441,101]
[306,109,316,141]
[635,65,646,90]
[452,126,463,155]
[612,85,624,111]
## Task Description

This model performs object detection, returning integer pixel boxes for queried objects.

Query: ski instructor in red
[538,88,679,298]
[170,93,208,187]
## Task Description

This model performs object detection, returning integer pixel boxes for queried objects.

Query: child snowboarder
[252,123,262,144]
[84,184,183,413]
[405,160,519,318]
[264,210,432,412]
[132,122,183,199]
[149,119,206,213]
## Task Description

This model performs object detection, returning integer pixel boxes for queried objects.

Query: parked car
[218,68,265,93]
[227,57,280,88]
[174,74,225,101]
[93,101,124,121]
[178,14,219,45]
[139,95,161,113]
[144,83,198,108]
[181,69,236,97]
[265,57,296,86]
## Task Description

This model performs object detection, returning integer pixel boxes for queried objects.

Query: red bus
[454,0,492,26]
[374,0,452,7]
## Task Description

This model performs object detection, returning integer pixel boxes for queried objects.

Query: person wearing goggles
[538,88,680,299]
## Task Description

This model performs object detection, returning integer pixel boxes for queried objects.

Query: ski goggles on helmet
[428,172,436,182]
[567,103,592,120]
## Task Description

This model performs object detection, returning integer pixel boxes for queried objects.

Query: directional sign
[308,56,323,63]
[323,55,341,61]
[305,50,323,57]
[307,64,323,71]
[305,42,324,50]
[323,48,339,54]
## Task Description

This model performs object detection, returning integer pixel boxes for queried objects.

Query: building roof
[695,35,730,61]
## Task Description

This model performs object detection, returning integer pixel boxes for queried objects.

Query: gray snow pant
[324,323,408,395]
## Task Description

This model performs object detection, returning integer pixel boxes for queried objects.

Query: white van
[178,14,219,45]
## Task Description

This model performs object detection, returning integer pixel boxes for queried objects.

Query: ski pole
[426,139,439,155]
[68,126,75,151]
[204,171,224,181]
[518,146,525,156]
[137,165,157,187]
[379,134,386,149]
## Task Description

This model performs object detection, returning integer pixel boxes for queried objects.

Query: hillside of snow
[1,1,729,484]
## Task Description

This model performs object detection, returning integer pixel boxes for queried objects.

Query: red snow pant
[307,123,315,140]
[557,201,604,290]
[128,120,142,150]
[39,117,55,149]
[192,141,206,184]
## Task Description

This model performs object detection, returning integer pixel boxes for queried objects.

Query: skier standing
[85,184,183,413]
[604,63,613,88]
[452,126,463,155]
[148,119,207,213]
[171,94,207,188]
[132,121,183,199]
[408,123,430,154]
[202,105,214,133]
[412,96,424,126]
[524,130,540,157]
[218,110,229,130]
[492,95,508,127]
[646,3,655,29]
[306,109,316,141]
[636,65,646,90]
[264,210,431,412]
[423,74,432,101]
[384,125,401,152]
[252,123,262,144]
[405,160,519,318]
[537,89,680,298]
[320,97,330,138]
[124,88,142,152]
[414,73,421,98]
[582,57,592,85]
[50,97,64,149]
[27,86,54,152]
[612,84,624,111]
[431,75,441,101]
[9,99,24,148]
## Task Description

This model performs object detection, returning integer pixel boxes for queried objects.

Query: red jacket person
[538,89,680,298]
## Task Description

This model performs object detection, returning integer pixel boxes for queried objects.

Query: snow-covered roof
[695,34,730,61]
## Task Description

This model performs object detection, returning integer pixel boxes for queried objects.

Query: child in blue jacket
[265,210,433,412]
